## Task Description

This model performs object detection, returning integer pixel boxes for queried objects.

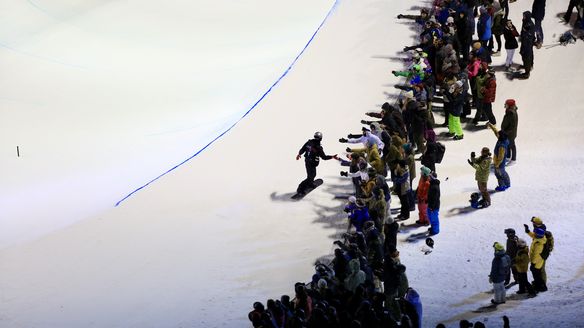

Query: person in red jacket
[480,69,497,125]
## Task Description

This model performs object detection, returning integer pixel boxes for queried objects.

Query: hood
[348,259,360,274]
[523,11,532,20]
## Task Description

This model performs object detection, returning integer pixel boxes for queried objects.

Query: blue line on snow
[115,1,340,206]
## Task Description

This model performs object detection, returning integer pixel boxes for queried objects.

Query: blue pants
[428,208,440,235]
[495,165,511,188]
[534,18,544,44]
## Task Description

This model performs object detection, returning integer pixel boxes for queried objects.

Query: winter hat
[361,126,370,132]
[517,238,527,247]
[420,166,431,177]
[348,196,357,204]
[402,143,412,152]
[473,41,482,50]
[504,99,517,108]
[446,16,454,24]
[504,228,516,235]
[481,147,491,156]
[534,227,546,238]
[493,242,505,252]
[531,216,543,225]
[404,90,414,99]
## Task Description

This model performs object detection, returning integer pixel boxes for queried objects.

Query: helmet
[314,131,323,140]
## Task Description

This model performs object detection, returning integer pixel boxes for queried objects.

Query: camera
[471,151,476,158]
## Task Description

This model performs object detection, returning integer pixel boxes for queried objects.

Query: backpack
[435,142,446,163]
[541,231,554,260]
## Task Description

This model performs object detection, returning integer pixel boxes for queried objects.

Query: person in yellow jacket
[528,227,548,292]
[346,143,386,178]
[513,238,536,296]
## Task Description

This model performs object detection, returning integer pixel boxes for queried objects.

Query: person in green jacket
[468,147,492,207]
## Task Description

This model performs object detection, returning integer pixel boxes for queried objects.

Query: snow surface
[1,0,584,327]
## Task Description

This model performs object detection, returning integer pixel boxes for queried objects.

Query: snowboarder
[468,147,492,208]
[295,132,338,197]
[489,242,511,304]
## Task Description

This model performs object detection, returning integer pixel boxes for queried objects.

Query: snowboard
[291,179,323,200]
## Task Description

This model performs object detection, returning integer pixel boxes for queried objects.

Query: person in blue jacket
[490,242,512,304]
[477,6,493,49]
[347,199,371,233]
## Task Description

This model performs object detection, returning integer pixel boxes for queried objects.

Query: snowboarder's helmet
[314,131,323,141]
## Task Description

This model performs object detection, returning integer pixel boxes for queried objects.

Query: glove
[361,119,371,124]
[467,159,473,166]
[340,171,348,177]
[346,147,352,153]
[339,138,348,143]
[333,154,339,160]
[397,14,404,19]
[391,70,398,76]
[524,224,530,233]
[296,154,301,160]
[489,277,493,283]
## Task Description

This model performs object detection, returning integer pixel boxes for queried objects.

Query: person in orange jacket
[416,166,432,225]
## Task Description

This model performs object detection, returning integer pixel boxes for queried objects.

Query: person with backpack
[489,242,512,304]
[296,132,338,196]
[526,227,548,292]
[525,217,554,285]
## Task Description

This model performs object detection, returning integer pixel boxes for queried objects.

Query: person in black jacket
[296,132,338,195]
[427,173,441,235]
[503,19,519,70]
[531,0,547,47]
[519,11,536,79]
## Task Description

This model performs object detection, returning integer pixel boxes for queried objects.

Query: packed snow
[1,0,584,327]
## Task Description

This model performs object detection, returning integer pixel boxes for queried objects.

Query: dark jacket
[531,0,546,20]
[501,107,518,141]
[490,250,511,283]
[506,235,519,259]
[298,139,334,166]
[427,178,441,210]
[520,12,535,56]
[503,23,519,49]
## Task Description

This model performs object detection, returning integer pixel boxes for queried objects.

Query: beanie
[404,90,414,99]
[531,216,543,225]
[505,99,516,108]
[348,196,357,203]
[534,227,545,238]
[420,166,431,177]
[493,242,505,252]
